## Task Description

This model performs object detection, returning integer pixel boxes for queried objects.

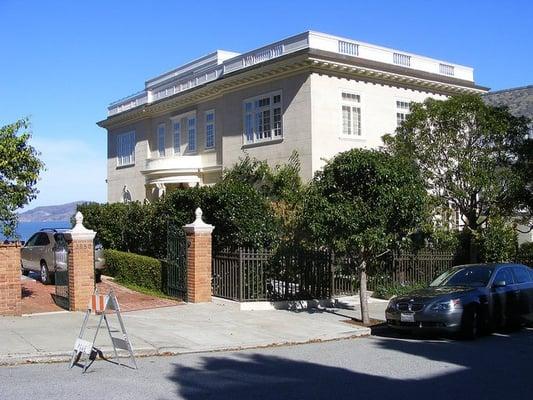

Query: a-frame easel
[69,288,137,372]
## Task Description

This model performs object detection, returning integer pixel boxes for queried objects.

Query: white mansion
[98,31,488,203]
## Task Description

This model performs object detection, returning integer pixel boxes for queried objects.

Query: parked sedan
[386,263,533,339]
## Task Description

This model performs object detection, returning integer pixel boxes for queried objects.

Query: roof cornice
[98,49,487,130]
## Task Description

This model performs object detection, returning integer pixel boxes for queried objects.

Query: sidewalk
[0,297,386,366]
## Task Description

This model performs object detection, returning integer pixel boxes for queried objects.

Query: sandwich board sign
[69,288,137,372]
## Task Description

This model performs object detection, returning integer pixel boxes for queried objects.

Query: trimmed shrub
[517,242,533,266]
[478,217,517,263]
[373,283,426,300]
[104,249,163,292]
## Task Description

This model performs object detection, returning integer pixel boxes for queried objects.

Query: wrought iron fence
[212,247,459,302]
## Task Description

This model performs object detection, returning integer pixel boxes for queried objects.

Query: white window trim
[157,123,166,158]
[116,131,136,167]
[186,115,197,154]
[170,111,197,154]
[339,89,364,140]
[242,90,283,145]
[205,109,215,150]
[395,98,411,128]
[170,116,181,156]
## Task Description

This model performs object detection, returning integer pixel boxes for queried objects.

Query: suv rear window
[35,233,50,246]
[512,266,531,284]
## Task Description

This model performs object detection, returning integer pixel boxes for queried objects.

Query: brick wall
[185,233,212,303]
[67,240,95,311]
[0,243,22,316]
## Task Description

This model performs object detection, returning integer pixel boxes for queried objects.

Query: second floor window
[173,121,181,155]
[187,117,196,152]
[243,91,282,144]
[396,100,411,128]
[341,92,361,136]
[205,111,215,149]
[117,131,135,166]
[158,124,166,157]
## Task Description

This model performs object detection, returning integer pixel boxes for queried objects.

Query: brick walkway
[21,273,182,315]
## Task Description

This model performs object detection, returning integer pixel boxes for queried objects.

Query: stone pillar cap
[184,208,214,234]
[65,211,97,241]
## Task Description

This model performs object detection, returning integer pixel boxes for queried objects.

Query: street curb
[0,328,371,367]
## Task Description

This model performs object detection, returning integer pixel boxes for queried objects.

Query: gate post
[183,208,214,303]
[0,243,22,316]
[65,212,96,311]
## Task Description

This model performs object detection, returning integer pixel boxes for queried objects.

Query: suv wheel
[40,262,53,285]
[21,261,29,276]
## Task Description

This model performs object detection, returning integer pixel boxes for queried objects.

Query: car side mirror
[493,280,506,288]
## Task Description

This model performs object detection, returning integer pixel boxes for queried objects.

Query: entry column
[65,212,96,311]
[0,243,22,316]
[183,208,214,303]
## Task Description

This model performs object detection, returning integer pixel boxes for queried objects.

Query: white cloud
[22,137,107,210]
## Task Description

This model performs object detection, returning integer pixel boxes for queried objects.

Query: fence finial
[184,207,214,234]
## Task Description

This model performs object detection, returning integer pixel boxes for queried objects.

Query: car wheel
[40,262,52,285]
[461,306,480,340]
[95,271,102,283]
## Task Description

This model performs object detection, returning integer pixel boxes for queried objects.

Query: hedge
[104,249,163,292]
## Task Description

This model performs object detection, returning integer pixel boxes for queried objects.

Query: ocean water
[1,221,71,242]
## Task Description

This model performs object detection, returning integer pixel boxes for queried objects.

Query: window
[512,266,531,284]
[205,110,215,149]
[243,91,282,144]
[493,268,514,285]
[117,131,135,166]
[157,124,166,157]
[172,120,181,155]
[187,117,196,152]
[35,233,50,246]
[341,92,361,137]
[396,100,411,128]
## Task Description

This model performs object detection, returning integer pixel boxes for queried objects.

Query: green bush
[517,242,533,266]
[478,217,517,263]
[373,283,426,300]
[104,249,163,292]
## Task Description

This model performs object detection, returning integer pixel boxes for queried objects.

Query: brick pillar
[0,243,22,316]
[65,212,96,311]
[184,208,214,303]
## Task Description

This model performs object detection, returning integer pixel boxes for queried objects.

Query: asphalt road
[1,327,532,400]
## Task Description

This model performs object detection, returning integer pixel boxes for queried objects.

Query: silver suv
[20,229,105,284]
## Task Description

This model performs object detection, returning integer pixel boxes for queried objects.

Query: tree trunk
[359,261,370,325]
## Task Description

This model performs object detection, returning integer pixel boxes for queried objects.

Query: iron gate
[54,234,69,309]
[165,223,187,299]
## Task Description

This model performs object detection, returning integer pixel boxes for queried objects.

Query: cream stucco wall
[309,73,448,174]
[220,73,313,180]
[107,71,458,203]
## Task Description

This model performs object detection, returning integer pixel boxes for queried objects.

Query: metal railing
[213,247,459,302]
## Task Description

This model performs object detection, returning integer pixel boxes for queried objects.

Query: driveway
[21,273,181,314]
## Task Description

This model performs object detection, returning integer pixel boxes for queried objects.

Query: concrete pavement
[0,297,387,366]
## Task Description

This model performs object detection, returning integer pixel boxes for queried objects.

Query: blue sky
[1,0,532,210]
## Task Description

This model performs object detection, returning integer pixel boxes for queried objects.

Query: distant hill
[18,201,94,222]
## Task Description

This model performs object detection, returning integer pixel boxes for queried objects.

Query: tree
[384,94,531,261]
[0,119,44,237]
[299,149,427,324]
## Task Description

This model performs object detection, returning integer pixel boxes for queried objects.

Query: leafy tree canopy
[299,148,427,323]
[300,148,427,260]
[383,94,531,233]
[0,118,44,237]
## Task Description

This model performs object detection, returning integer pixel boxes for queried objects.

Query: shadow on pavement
[167,327,533,400]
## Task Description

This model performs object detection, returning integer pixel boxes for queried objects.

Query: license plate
[400,313,415,323]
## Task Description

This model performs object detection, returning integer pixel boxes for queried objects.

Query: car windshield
[430,266,494,288]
